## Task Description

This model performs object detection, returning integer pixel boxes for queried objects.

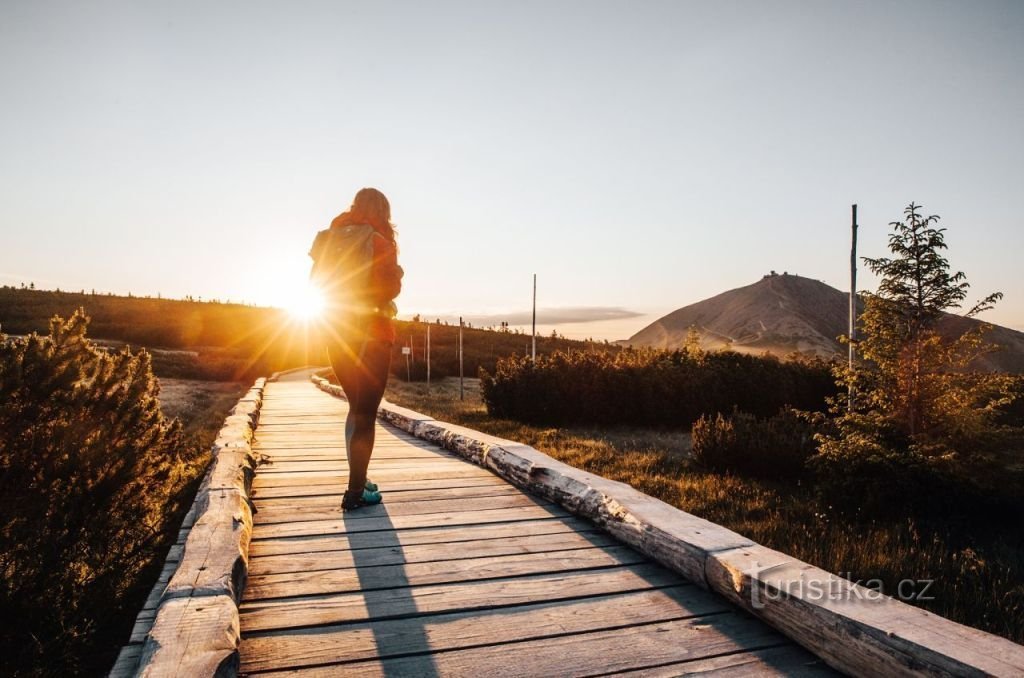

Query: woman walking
[309,188,403,511]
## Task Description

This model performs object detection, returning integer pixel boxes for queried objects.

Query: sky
[2,0,1022,340]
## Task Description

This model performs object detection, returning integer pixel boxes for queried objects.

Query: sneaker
[342,488,383,511]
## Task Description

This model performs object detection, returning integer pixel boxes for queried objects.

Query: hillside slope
[627,274,1024,371]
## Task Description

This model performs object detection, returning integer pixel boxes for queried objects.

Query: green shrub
[691,409,817,478]
[0,311,204,675]
[480,348,836,427]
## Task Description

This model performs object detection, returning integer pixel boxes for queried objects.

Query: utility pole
[531,273,537,362]
[849,204,859,408]
[459,316,464,400]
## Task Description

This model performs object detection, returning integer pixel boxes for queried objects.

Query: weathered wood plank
[604,644,835,677]
[129,608,157,643]
[247,516,596,558]
[239,587,735,673]
[256,459,475,474]
[108,642,142,678]
[253,492,552,524]
[249,503,571,541]
[239,562,682,633]
[249,474,506,500]
[244,544,646,600]
[251,466,496,487]
[252,483,521,508]
[246,614,791,676]
[247,529,617,576]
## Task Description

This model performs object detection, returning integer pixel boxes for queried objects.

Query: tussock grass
[385,377,1024,642]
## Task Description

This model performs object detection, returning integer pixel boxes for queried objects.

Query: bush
[691,409,817,478]
[0,311,205,674]
[480,348,836,427]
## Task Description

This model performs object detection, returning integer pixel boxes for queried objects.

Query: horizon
[7,269,1022,345]
[2,1,1023,339]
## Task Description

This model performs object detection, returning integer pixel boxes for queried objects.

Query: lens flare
[289,284,326,321]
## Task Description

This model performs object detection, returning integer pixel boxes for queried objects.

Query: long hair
[331,187,396,243]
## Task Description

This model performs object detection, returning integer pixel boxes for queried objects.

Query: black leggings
[327,336,392,416]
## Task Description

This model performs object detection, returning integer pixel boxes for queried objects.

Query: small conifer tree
[0,310,202,672]
[817,203,1016,473]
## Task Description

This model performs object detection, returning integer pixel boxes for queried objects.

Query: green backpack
[309,223,376,310]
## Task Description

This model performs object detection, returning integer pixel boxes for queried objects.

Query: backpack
[309,223,377,309]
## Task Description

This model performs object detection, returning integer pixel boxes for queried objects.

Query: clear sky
[2,0,1022,340]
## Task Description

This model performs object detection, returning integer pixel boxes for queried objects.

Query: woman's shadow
[342,496,441,677]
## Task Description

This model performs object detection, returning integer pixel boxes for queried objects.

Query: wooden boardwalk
[238,374,833,676]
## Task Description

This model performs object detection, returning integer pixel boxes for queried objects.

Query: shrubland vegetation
[480,346,835,427]
[0,311,239,676]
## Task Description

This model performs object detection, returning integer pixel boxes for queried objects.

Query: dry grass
[384,377,1024,643]
[158,378,246,440]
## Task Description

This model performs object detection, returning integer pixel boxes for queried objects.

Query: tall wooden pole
[459,316,464,401]
[849,204,858,408]
[531,273,537,362]
[426,322,431,391]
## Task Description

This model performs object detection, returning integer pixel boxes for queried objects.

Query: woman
[309,188,403,511]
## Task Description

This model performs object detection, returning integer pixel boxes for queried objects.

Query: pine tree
[0,310,202,673]
[819,203,1015,468]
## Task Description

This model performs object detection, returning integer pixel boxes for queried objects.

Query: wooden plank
[251,466,496,487]
[108,642,143,678]
[250,475,506,500]
[244,544,645,600]
[256,449,446,461]
[240,562,683,633]
[249,504,571,541]
[248,530,618,576]
[252,483,521,508]
[239,587,736,673]
[256,459,473,474]
[129,608,157,643]
[613,644,836,676]
[248,516,596,558]
[253,493,552,525]
[251,613,794,677]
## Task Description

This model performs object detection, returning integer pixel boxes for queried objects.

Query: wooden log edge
[311,373,1024,677]
[110,377,268,678]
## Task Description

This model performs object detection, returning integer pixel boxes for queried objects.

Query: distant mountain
[626,273,1024,372]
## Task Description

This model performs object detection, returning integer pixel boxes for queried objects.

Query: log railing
[109,377,267,677]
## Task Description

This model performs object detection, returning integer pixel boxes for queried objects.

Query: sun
[287,283,326,321]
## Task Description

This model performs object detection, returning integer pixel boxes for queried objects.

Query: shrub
[691,409,817,478]
[480,348,836,427]
[0,311,204,674]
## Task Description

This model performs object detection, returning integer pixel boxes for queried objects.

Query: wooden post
[849,203,858,409]
[426,322,431,391]
[405,338,411,382]
[459,316,464,401]
[531,273,537,363]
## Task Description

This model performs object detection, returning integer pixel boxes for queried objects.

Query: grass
[384,377,1024,643]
